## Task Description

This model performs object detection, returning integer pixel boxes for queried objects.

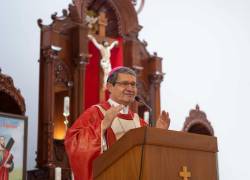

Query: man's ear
[106,83,113,93]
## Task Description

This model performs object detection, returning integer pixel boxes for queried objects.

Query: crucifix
[87,12,119,101]
[179,166,191,180]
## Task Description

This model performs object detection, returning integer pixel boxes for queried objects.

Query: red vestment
[64,102,147,180]
[0,150,11,180]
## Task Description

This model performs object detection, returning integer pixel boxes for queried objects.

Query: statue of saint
[88,34,119,86]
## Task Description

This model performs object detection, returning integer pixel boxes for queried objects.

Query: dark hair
[107,67,136,85]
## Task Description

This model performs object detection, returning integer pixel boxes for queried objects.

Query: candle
[143,111,149,124]
[71,171,74,180]
[55,167,61,180]
[63,96,70,117]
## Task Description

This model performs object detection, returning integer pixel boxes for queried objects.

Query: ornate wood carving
[183,105,214,136]
[0,68,26,115]
[27,167,72,180]
[69,0,88,23]
[37,46,61,169]
[148,53,164,126]
[54,59,71,86]
[86,0,141,37]
[35,2,89,178]
[27,169,50,180]
[131,0,145,14]
[53,140,70,169]
[43,46,61,62]
[33,0,164,179]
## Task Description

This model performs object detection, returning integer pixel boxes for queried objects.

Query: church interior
[1,0,250,179]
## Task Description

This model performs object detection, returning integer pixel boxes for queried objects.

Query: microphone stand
[135,96,153,127]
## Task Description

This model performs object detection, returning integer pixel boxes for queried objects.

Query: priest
[64,66,170,180]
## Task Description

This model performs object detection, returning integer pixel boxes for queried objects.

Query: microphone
[135,96,152,112]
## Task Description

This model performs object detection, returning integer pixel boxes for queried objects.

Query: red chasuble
[0,150,11,180]
[64,101,147,180]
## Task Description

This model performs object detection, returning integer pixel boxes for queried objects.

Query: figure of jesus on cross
[88,34,118,86]
[86,12,119,101]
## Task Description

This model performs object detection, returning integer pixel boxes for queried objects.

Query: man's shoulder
[82,101,110,115]
[94,101,110,110]
[80,105,99,118]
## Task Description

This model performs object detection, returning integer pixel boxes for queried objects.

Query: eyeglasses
[115,81,137,88]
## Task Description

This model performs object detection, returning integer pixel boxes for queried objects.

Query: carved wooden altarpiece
[0,68,26,115]
[183,104,214,136]
[31,0,164,179]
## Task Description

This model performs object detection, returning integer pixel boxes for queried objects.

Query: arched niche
[0,69,26,115]
[86,0,140,37]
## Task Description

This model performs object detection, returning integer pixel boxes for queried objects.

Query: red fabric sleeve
[64,104,145,180]
[64,106,103,180]
[106,128,116,148]
[140,118,148,127]
[0,150,10,180]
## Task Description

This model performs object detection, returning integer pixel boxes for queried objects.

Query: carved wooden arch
[183,105,214,136]
[87,0,141,36]
[32,1,164,178]
[0,68,26,115]
[106,0,140,35]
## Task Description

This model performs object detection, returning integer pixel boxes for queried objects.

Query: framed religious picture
[0,112,28,180]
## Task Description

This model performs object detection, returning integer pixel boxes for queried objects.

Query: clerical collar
[108,99,129,114]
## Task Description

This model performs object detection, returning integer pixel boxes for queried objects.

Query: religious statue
[88,34,119,87]
[0,136,14,180]
[85,10,99,33]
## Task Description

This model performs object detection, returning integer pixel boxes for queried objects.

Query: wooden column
[72,24,89,121]
[72,55,88,120]
[148,54,164,126]
[37,46,61,175]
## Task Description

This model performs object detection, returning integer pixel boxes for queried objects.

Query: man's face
[0,137,5,147]
[107,73,137,106]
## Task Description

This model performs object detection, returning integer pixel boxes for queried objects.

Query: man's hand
[114,41,119,46]
[87,34,94,40]
[101,105,124,134]
[156,110,170,129]
[4,163,11,168]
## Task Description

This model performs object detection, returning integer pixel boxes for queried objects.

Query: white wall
[139,0,250,179]
[1,0,250,179]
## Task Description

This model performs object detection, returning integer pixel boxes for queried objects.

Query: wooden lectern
[93,127,218,180]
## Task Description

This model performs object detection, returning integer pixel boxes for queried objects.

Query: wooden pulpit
[93,127,218,180]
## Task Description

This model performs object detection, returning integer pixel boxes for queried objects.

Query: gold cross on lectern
[179,166,191,180]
